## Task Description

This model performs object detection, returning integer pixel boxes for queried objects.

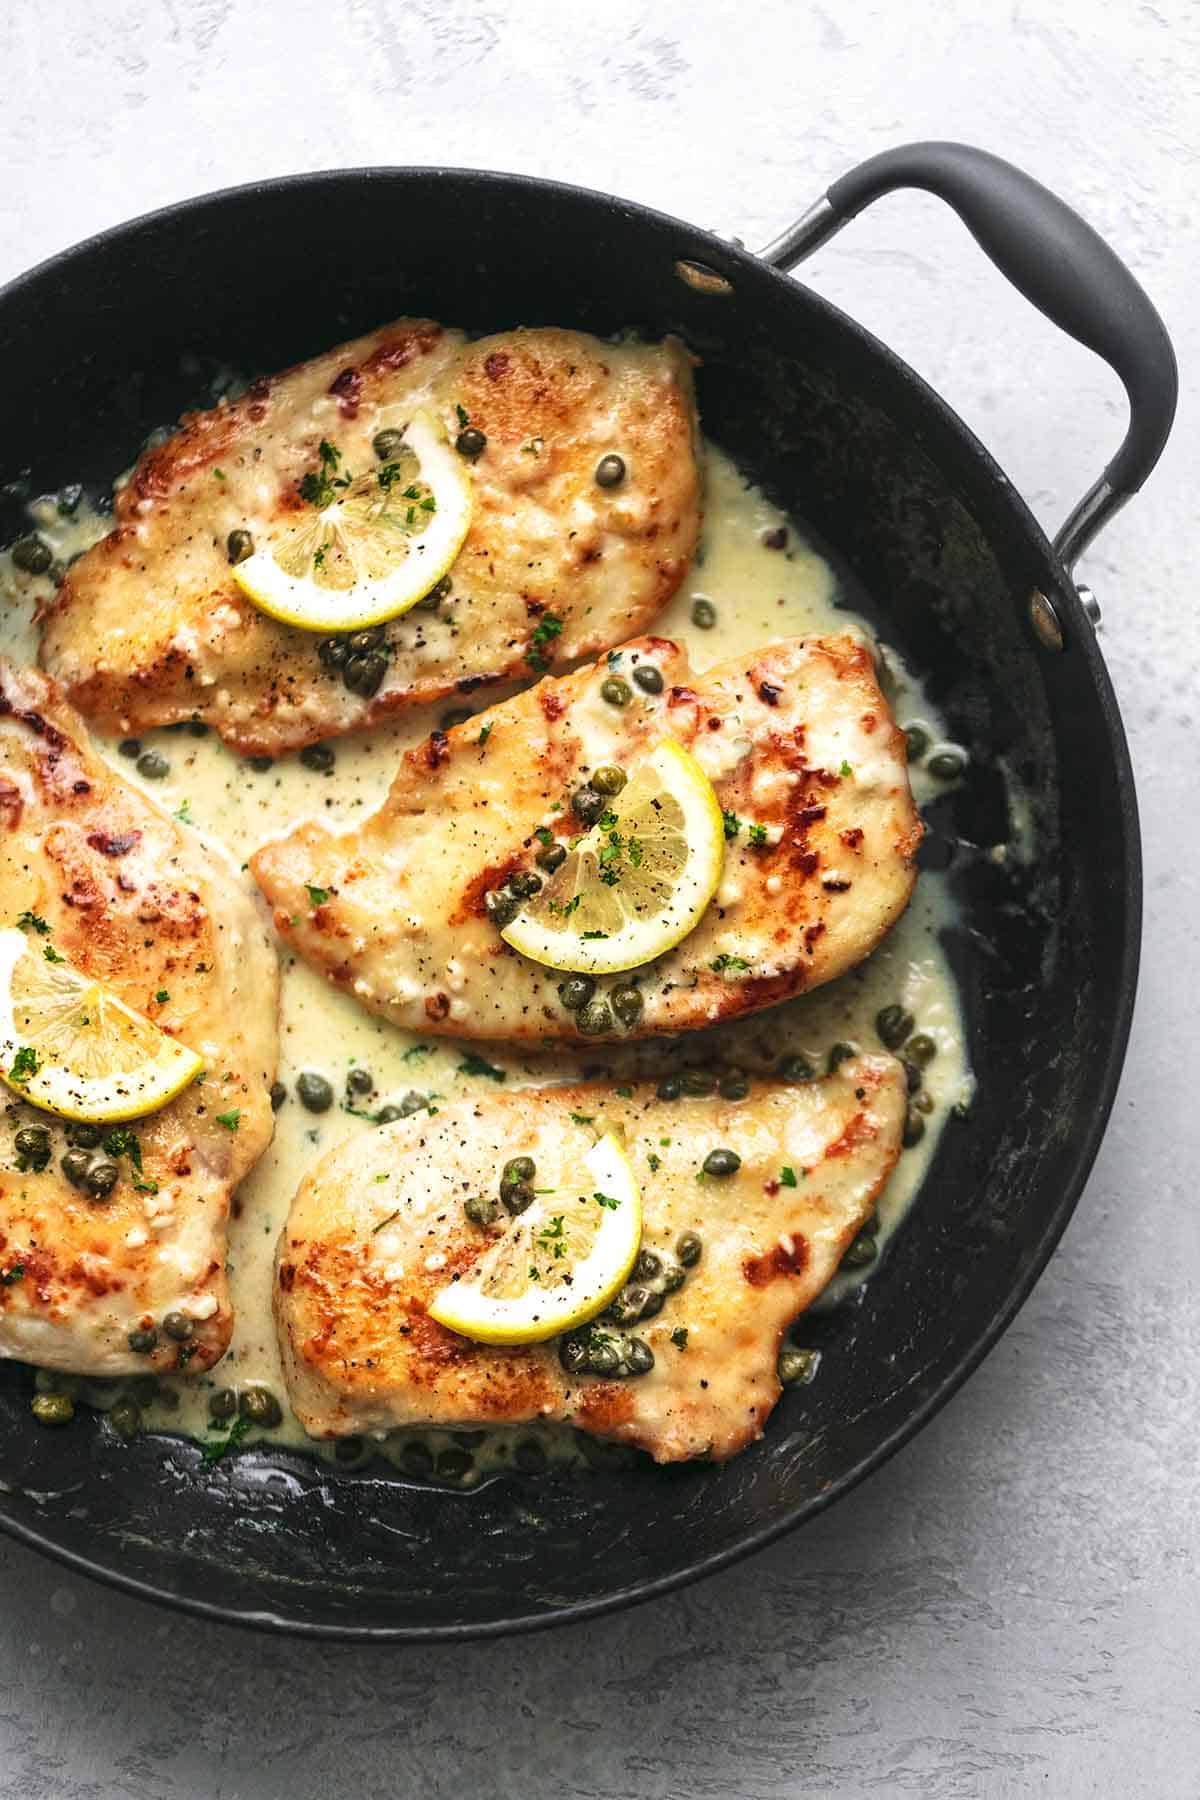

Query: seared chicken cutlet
[252,633,921,1041]
[276,1057,906,1460]
[0,662,278,1377]
[38,323,701,755]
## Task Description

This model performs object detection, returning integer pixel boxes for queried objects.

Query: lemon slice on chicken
[231,411,473,633]
[428,1133,642,1346]
[501,737,725,975]
[0,927,203,1122]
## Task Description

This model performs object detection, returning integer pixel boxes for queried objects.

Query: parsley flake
[215,1109,241,1131]
[780,1166,798,1188]
[305,884,330,907]
[457,1054,506,1083]
[16,912,49,935]
[9,1046,39,1085]
[43,944,65,964]
[670,1326,689,1350]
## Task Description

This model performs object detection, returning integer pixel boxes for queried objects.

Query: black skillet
[0,143,1177,1638]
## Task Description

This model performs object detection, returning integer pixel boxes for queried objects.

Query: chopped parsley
[839,759,853,778]
[455,403,470,428]
[215,1109,241,1131]
[593,1191,620,1210]
[457,1054,506,1083]
[536,1215,567,1258]
[0,1265,25,1286]
[780,1166,798,1188]
[201,1411,252,1465]
[748,823,768,849]
[9,1046,39,1085]
[721,810,742,840]
[103,1128,142,1171]
[670,1326,689,1350]
[534,827,554,846]
[580,930,608,940]
[521,436,544,456]
[376,461,403,494]
[16,912,49,935]
[477,723,492,747]
[548,894,581,919]
[298,439,350,509]
[132,1176,159,1195]
[569,1112,595,1126]
[155,989,170,1004]
[372,1208,401,1234]
[43,944,65,964]
[615,1085,632,1098]
[401,1044,433,1062]
[607,650,623,668]
[527,612,564,673]
[647,1152,662,1173]
[711,954,749,974]
[305,884,330,907]
[173,799,194,824]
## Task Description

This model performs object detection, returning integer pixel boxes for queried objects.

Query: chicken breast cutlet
[276,1056,905,1461]
[251,633,921,1042]
[38,323,700,755]
[0,662,278,1376]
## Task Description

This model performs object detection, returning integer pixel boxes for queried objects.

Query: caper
[334,1435,367,1465]
[609,1286,658,1326]
[906,1033,937,1066]
[225,527,254,565]
[299,741,336,772]
[31,1392,74,1427]
[137,749,170,780]
[396,1090,428,1118]
[577,1000,613,1036]
[345,655,386,694]
[464,1193,502,1228]
[841,1232,878,1269]
[239,1385,283,1427]
[347,626,385,655]
[595,453,626,488]
[456,427,487,459]
[162,1310,194,1342]
[187,720,209,737]
[85,1159,119,1199]
[110,1398,142,1439]
[875,1004,915,1050]
[899,1061,922,1095]
[127,1328,158,1354]
[624,1338,654,1376]
[118,737,141,759]
[559,1334,590,1375]
[600,675,632,707]
[681,1069,716,1098]
[914,1090,935,1115]
[14,1125,51,1171]
[502,1156,536,1186]
[269,1080,287,1111]
[400,1439,434,1477]
[571,784,605,825]
[208,1387,238,1421]
[67,1121,102,1148]
[632,663,664,695]
[417,574,453,611]
[11,534,52,575]
[509,869,543,899]
[345,1066,374,1097]
[558,974,596,1012]
[56,483,83,516]
[702,1147,741,1179]
[247,755,274,772]
[590,764,627,796]
[903,724,930,761]
[502,1182,534,1216]
[676,1230,703,1267]
[827,1040,856,1073]
[902,1106,927,1148]
[373,1104,403,1124]
[440,707,472,730]
[611,984,644,1027]
[514,1436,547,1473]
[778,1346,819,1387]
[634,1249,662,1281]
[777,1052,814,1083]
[859,1211,880,1237]
[484,887,520,928]
[60,1148,93,1188]
[690,597,717,630]
[718,1069,749,1100]
[928,747,967,781]
[660,1259,686,1294]
[373,427,406,461]
[436,1446,474,1481]
[296,1071,334,1112]
[656,1075,684,1101]
[318,635,349,671]
[536,842,566,873]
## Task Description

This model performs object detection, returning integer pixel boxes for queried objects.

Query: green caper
[436,1446,474,1481]
[577,1000,613,1036]
[484,887,520,928]
[906,1033,938,1066]
[571,784,605,825]
[417,574,453,611]
[118,738,142,759]
[60,1148,93,1188]
[656,1075,683,1101]
[702,1147,741,1179]
[928,747,967,781]
[346,1066,374,1097]
[14,1125,51,1170]
[440,707,473,730]
[558,975,596,1012]
[827,1041,856,1073]
[334,1435,367,1465]
[225,528,255,565]
[208,1387,238,1421]
[345,655,386,694]
[903,724,930,762]
[914,1090,935,1115]
[900,1060,922,1095]
[455,427,487,459]
[632,663,664,694]
[347,627,385,654]
[127,1326,157,1355]
[247,754,274,772]
[509,869,543,900]
[502,1156,536,1186]
[464,1193,503,1228]
[676,1231,705,1274]
[875,1004,915,1050]
[600,676,632,707]
[269,1080,287,1111]
[31,1392,75,1426]
[595,453,626,487]
[690,597,717,630]
[395,1091,428,1119]
[84,1160,119,1199]
[299,742,336,772]
[400,1439,434,1477]
[514,1436,547,1473]
[536,842,566,872]
[109,1398,142,1438]
[296,1070,334,1112]
[902,1106,927,1148]
[859,1210,880,1237]
[373,427,406,461]
[11,534,52,575]
[841,1232,878,1269]
[681,1069,717,1098]
[318,635,349,671]
[239,1386,283,1427]
[611,984,644,1027]
[777,1052,814,1083]
[634,1249,662,1281]
[67,1121,102,1148]
[56,483,83,516]
[502,1182,534,1216]
[162,1311,194,1342]
[660,1259,686,1294]
[778,1346,819,1386]
[718,1069,749,1100]
[137,749,170,780]
[591,765,627,795]
[624,1338,654,1376]
[373,1104,403,1123]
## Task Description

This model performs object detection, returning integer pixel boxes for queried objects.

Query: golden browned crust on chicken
[0,662,278,1375]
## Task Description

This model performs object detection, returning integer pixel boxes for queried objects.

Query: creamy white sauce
[1,447,975,1474]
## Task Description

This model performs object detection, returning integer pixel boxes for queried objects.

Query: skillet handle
[760,141,1178,572]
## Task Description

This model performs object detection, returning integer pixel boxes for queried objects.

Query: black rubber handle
[826,142,1177,502]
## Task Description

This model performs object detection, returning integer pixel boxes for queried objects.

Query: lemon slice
[0,927,203,1122]
[231,410,473,633]
[501,737,725,975]
[428,1133,642,1346]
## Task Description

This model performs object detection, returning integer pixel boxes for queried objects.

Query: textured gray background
[1,3,1197,1795]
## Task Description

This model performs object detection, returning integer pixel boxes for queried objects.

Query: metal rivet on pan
[1077,583,1102,626]
[674,259,735,296]
[1028,589,1065,653]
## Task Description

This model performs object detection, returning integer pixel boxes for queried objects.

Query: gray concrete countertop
[1,4,1196,1794]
